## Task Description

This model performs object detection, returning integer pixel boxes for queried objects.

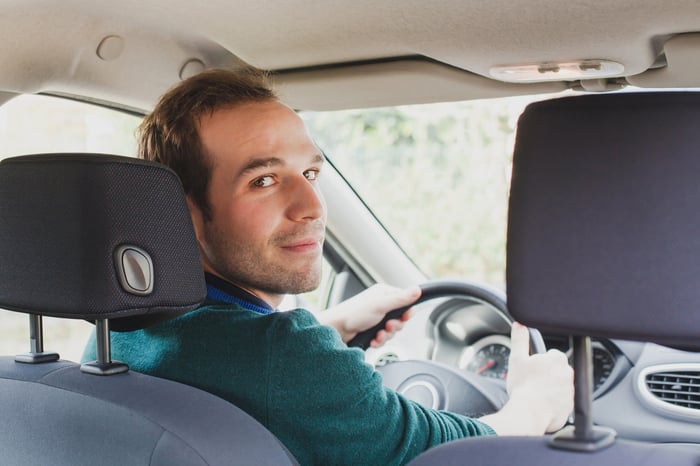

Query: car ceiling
[1,0,699,112]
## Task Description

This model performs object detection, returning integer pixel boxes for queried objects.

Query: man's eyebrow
[239,157,283,177]
[238,153,325,177]
[312,152,326,164]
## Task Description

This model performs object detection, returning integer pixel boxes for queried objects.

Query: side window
[302,95,563,289]
[0,94,142,361]
[0,94,140,159]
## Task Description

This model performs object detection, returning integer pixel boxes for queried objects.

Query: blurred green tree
[303,95,554,288]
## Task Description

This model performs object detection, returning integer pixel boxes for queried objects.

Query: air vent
[374,352,400,367]
[638,364,700,419]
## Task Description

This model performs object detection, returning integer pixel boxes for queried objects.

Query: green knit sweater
[82,296,495,465]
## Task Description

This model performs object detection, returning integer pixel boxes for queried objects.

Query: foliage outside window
[303,94,556,288]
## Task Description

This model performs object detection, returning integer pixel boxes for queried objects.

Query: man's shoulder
[128,303,342,359]
[170,302,320,335]
[180,303,344,351]
[107,304,320,364]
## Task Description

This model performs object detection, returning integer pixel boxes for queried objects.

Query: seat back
[409,92,700,465]
[407,435,700,465]
[507,92,700,351]
[0,154,297,465]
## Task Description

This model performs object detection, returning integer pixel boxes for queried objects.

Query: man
[87,66,573,465]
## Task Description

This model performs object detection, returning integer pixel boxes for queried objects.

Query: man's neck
[236,284,284,309]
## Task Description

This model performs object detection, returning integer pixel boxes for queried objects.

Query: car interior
[409,91,700,464]
[0,154,298,465]
[0,1,699,465]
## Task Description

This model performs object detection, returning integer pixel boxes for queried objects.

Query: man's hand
[479,322,574,436]
[316,284,421,347]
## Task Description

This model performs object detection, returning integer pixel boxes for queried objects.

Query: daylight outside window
[302,93,561,291]
[0,94,142,361]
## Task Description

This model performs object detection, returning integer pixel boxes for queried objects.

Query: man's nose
[287,176,326,222]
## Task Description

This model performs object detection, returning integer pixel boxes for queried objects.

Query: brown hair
[137,67,277,221]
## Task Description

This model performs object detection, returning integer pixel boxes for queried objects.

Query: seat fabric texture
[0,154,298,465]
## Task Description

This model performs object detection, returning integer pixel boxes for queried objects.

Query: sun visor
[627,33,700,89]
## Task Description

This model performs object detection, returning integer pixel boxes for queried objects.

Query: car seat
[0,154,298,465]
[408,92,700,464]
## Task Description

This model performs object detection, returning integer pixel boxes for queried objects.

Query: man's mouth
[279,236,324,253]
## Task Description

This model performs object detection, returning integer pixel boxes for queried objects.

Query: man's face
[191,100,327,307]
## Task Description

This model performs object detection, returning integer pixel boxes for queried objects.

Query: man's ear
[186,196,205,246]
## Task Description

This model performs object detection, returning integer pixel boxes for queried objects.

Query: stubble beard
[201,222,324,296]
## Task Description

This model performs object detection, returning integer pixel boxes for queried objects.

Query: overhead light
[489,60,624,83]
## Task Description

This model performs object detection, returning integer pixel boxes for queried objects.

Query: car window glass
[0,94,140,159]
[302,93,562,289]
[0,94,142,361]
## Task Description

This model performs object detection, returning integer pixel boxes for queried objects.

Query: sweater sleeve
[266,309,495,466]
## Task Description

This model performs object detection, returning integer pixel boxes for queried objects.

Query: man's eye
[304,169,319,181]
[252,175,275,188]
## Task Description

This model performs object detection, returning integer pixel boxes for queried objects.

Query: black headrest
[0,154,205,331]
[507,92,700,352]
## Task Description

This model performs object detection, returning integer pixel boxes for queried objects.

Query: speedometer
[459,334,511,380]
[465,343,510,379]
[462,334,618,390]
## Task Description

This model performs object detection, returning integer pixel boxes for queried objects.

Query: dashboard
[427,298,631,398]
[374,295,700,445]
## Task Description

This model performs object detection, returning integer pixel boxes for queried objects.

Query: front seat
[408,93,700,464]
[0,154,298,465]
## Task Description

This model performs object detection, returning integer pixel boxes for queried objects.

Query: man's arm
[268,310,496,465]
[315,285,574,435]
[315,284,421,347]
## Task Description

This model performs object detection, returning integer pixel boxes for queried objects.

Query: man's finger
[384,319,404,333]
[509,321,531,361]
[391,286,421,309]
[371,329,388,347]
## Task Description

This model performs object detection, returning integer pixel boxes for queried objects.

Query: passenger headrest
[507,92,700,351]
[0,154,205,331]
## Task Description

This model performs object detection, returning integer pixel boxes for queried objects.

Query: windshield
[303,94,560,288]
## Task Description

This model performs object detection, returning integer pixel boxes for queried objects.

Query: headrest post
[549,335,616,452]
[95,318,112,364]
[80,319,129,376]
[572,336,594,438]
[14,314,59,364]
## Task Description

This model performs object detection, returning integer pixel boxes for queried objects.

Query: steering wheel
[348,280,546,417]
